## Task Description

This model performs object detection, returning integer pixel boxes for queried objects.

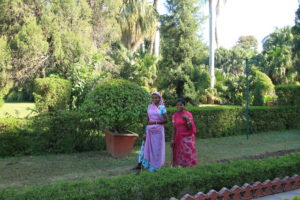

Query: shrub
[1,105,299,156]
[32,111,105,153]
[162,106,300,140]
[0,118,33,156]
[275,84,300,106]
[0,152,300,200]
[251,67,275,106]
[80,79,150,133]
[0,112,105,157]
[33,77,72,112]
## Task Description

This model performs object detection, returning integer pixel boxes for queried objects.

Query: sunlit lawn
[0,103,35,118]
[0,129,299,189]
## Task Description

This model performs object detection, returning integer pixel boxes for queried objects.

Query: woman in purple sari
[132,92,168,171]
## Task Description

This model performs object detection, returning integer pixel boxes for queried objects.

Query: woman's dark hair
[176,98,186,106]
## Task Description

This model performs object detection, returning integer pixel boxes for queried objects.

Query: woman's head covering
[151,91,164,105]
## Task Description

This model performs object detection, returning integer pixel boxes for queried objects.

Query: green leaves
[33,77,72,112]
[276,84,300,106]
[1,152,300,200]
[80,79,150,133]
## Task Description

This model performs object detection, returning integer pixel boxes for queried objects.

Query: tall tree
[292,2,300,82]
[262,27,295,84]
[118,0,158,53]
[87,0,122,48]
[159,0,207,104]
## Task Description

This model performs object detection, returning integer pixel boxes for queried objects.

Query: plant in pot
[80,79,150,158]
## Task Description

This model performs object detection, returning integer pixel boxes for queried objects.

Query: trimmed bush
[162,105,300,140]
[0,118,33,156]
[276,84,300,106]
[1,105,300,156]
[0,112,105,157]
[0,152,300,200]
[251,67,274,106]
[32,111,105,153]
[33,77,72,112]
[81,79,150,132]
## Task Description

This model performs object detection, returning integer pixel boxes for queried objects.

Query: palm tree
[149,0,160,56]
[119,0,158,53]
[207,0,227,88]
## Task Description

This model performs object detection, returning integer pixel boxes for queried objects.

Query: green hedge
[1,152,300,200]
[275,84,300,106]
[32,111,105,153]
[0,112,105,157]
[33,77,72,112]
[0,118,33,156]
[1,106,300,156]
[163,106,300,140]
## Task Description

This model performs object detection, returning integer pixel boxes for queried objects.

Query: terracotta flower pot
[104,130,138,158]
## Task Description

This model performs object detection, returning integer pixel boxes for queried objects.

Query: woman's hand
[182,114,191,123]
[182,114,189,120]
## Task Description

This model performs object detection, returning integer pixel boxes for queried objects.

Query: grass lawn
[0,129,299,189]
[0,103,35,118]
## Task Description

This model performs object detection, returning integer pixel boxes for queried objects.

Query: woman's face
[176,101,184,112]
[152,94,160,105]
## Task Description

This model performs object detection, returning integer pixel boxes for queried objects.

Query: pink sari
[142,104,166,170]
[172,110,198,167]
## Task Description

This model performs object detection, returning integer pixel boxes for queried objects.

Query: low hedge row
[164,105,300,139]
[275,84,300,106]
[1,152,300,200]
[1,106,299,157]
[0,111,105,157]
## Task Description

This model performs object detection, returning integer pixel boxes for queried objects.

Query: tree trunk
[215,0,221,49]
[209,0,216,88]
[131,37,145,53]
[150,0,160,56]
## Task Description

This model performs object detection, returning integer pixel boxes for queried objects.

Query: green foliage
[275,84,300,106]
[261,27,296,84]
[235,35,258,52]
[0,111,105,156]
[215,46,251,75]
[0,118,33,156]
[162,106,300,140]
[1,152,300,200]
[118,0,158,52]
[251,66,275,106]
[110,47,158,91]
[32,111,105,153]
[10,16,49,85]
[1,105,299,156]
[69,50,107,110]
[292,3,300,82]
[0,36,11,86]
[217,73,245,105]
[33,77,72,112]
[158,0,208,104]
[80,79,150,132]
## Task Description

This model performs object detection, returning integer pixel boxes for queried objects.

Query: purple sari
[142,103,166,170]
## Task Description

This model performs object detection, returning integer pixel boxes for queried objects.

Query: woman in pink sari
[172,98,198,167]
[132,92,168,171]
